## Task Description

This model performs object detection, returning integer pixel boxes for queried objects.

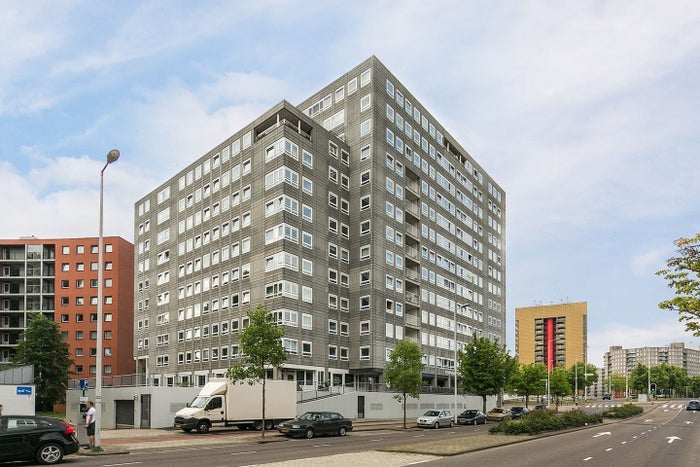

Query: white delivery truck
[174,378,297,433]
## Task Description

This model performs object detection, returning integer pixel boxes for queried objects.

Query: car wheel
[338,426,347,437]
[449,420,454,427]
[433,421,440,429]
[36,443,64,465]
[305,428,315,439]
[196,421,210,434]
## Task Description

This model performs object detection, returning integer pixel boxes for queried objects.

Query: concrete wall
[0,384,36,415]
[67,385,495,429]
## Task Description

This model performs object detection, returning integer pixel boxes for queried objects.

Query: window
[360,270,370,285]
[360,295,370,310]
[302,341,312,357]
[360,220,370,235]
[328,345,338,360]
[360,245,370,260]
[360,195,370,210]
[360,119,371,137]
[328,320,338,335]
[360,94,371,111]
[361,170,371,186]
[360,321,370,335]
[360,346,370,361]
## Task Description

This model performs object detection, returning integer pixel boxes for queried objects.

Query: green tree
[385,339,423,428]
[630,364,651,394]
[509,363,546,407]
[550,367,571,407]
[601,374,627,396]
[568,363,599,401]
[226,304,287,438]
[12,313,74,411]
[657,233,700,335]
[457,336,517,412]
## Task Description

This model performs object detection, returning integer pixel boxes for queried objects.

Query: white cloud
[631,246,673,278]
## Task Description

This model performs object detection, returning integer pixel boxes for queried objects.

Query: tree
[384,339,423,428]
[568,362,598,401]
[549,367,571,407]
[509,363,546,407]
[657,233,700,335]
[457,336,517,412]
[226,304,287,438]
[630,364,651,394]
[12,313,74,411]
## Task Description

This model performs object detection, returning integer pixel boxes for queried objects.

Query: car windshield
[490,408,504,413]
[188,396,209,409]
[298,412,322,420]
[461,410,478,416]
[423,410,440,417]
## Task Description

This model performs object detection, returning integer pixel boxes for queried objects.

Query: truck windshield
[188,396,209,409]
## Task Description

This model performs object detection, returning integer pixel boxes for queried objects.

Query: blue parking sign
[16,386,32,396]
[79,379,89,390]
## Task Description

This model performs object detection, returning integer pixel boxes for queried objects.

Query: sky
[2,0,699,367]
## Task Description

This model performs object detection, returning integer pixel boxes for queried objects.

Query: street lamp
[95,149,119,451]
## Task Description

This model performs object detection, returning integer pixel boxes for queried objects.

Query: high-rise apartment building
[515,302,587,370]
[133,56,505,389]
[604,343,700,378]
[0,237,134,378]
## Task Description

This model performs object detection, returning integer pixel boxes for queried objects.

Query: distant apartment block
[0,237,134,378]
[604,342,700,378]
[133,56,506,389]
[515,302,588,370]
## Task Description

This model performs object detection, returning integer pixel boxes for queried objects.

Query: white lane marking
[666,436,681,444]
[231,451,257,456]
[592,432,611,438]
[584,457,593,461]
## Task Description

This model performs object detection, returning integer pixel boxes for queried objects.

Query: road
[64,403,700,466]
[422,402,700,466]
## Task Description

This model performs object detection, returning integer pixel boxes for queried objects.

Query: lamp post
[95,149,119,451]
[453,304,457,422]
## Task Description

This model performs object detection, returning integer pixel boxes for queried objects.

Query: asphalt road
[420,402,700,466]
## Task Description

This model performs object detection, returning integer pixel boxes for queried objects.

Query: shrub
[603,404,643,418]
[488,409,601,435]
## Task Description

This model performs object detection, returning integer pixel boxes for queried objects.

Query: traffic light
[650,383,656,394]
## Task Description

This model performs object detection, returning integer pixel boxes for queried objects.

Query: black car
[277,411,353,439]
[510,406,530,419]
[602,393,612,400]
[0,415,79,465]
[456,409,487,425]
[687,400,700,411]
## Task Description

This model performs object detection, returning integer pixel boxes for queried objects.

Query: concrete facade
[133,56,505,392]
[604,342,700,378]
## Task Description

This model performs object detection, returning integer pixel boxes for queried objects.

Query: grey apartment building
[133,57,505,390]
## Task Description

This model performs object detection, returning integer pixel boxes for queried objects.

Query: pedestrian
[85,400,96,450]
[0,403,3,415]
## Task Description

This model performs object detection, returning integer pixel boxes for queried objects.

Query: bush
[603,404,643,418]
[488,409,601,435]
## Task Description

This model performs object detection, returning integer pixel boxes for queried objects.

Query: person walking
[84,401,96,450]
[0,403,3,415]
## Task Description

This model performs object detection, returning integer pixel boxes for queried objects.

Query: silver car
[416,409,454,428]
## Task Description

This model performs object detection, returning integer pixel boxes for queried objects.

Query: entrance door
[115,400,135,429]
[140,394,151,429]
[357,395,365,419]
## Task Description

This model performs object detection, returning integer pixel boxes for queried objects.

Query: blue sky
[2,0,699,366]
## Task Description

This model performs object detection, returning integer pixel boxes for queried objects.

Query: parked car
[277,411,352,439]
[0,415,79,465]
[486,407,512,422]
[686,400,700,411]
[532,404,553,412]
[602,393,612,400]
[456,409,487,425]
[509,406,530,419]
[416,409,454,428]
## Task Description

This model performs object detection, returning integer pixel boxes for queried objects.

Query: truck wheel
[196,421,210,434]
[305,428,314,439]
[253,420,263,431]
[265,420,273,430]
[338,426,347,437]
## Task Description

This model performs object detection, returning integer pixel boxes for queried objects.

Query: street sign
[79,379,89,390]
[16,386,32,396]
[79,396,89,402]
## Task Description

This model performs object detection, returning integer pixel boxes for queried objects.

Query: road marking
[313,444,332,447]
[103,463,143,467]
[644,419,653,422]
[621,441,627,445]
[584,457,593,461]
[592,432,611,438]
[370,439,384,442]
[666,436,681,444]
[685,421,693,425]
[231,451,257,456]
[606,448,613,451]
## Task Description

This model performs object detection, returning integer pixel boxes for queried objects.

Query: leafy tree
[457,336,517,412]
[550,367,571,407]
[226,304,287,438]
[568,363,599,401]
[657,233,700,335]
[12,313,74,411]
[629,364,651,394]
[601,374,627,396]
[384,339,423,428]
[509,363,546,407]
